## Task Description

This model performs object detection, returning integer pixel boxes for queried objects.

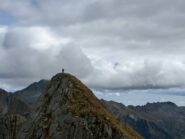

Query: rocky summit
[18,73,142,139]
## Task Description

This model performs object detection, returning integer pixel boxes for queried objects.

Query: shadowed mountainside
[102,100,185,139]
[15,79,49,107]
[0,89,30,116]
[0,89,29,139]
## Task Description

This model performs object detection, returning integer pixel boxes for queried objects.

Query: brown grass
[60,73,144,139]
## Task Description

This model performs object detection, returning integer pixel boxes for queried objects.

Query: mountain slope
[18,73,143,139]
[15,79,49,107]
[102,100,185,139]
[0,114,26,139]
[0,89,30,116]
[0,89,29,139]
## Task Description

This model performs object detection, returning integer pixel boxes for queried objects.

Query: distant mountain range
[102,100,185,139]
[0,73,185,139]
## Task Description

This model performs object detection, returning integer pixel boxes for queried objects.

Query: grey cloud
[0,27,94,90]
[2,0,185,45]
[86,59,185,89]
[1,27,185,91]
[3,28,34,48]
[0,0,185,92]
[57,45,94,78]
[1,0,185,26]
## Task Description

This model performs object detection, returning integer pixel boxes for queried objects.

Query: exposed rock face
[102,100,185,139]
[0,89,30,117]
[18,73,142,139]
[0,89,30,139]
[0,114,26,139]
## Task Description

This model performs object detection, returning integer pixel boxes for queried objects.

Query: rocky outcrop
[0,89,30,117]
[18,73,143,139]
[0,114,26,139]
[0,89,30,139]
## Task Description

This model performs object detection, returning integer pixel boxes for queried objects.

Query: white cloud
[0,0,185,93]
[0,26,94,89]
[3,26,71,50]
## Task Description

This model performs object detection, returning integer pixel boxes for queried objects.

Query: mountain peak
[19,73,142,139]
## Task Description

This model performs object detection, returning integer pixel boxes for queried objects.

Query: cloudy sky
[0,0,185,104]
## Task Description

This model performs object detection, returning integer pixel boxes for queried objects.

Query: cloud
[3,27,71,50]
[0,26,185,91]
[0,0,185,92]
[0,26,94,90]
[84,59,185,89]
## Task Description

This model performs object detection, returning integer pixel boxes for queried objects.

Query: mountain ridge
[1,73,185,139]
[18,73,142,139]
[102,100,185,139]
[14,79,49,108]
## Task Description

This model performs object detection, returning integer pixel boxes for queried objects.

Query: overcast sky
[0,0,185,92]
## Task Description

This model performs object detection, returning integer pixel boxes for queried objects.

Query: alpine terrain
[17,73,142,139]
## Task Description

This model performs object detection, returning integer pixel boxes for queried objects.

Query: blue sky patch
[0,10,16,25]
